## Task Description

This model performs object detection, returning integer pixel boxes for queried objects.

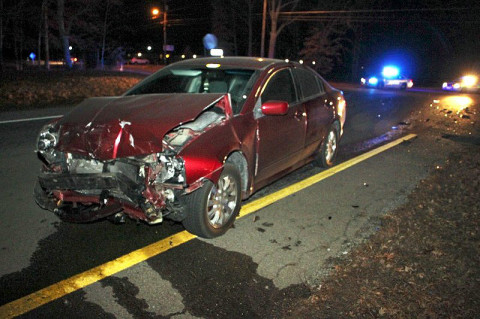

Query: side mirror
[261,101,288,116]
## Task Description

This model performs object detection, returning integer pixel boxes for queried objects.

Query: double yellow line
[0,133,416,318]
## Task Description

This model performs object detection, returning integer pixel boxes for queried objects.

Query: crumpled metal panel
[56,93,226,160]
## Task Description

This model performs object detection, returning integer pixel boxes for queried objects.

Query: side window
[261,69,297,104]
[316,77,326,94]
[294,68,322,100]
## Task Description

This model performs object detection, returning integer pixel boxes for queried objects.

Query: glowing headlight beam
[461,75,478,88]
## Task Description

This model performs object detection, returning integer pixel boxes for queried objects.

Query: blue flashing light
[203,33,218,50]
[382,66,399,78]
[29,52,36,61]
[368,77,379,85]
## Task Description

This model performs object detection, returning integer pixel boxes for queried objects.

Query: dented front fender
[179,123,241,186]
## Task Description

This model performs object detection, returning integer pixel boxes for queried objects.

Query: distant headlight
[442,82,448,88]
[461,75,478,88]
[453,83,461,89]
[37,122,59,151]
[360,78,366,84]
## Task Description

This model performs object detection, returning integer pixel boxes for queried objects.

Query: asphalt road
[0,86,472,318]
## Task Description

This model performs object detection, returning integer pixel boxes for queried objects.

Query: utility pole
[43,0,50,70]
[163,3,167,64]
[260,0,267,57]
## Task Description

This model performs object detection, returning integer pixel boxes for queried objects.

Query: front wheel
[182,163,241,238]
[315,125,339,168]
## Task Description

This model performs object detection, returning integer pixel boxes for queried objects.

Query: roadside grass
[284,95,480,318]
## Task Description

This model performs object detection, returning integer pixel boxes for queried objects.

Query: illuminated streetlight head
[137,52,142,57]
[147,46,152,51]
[69,46,72,51]
[152,8,160,16]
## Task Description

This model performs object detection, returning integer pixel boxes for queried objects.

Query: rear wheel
[182,163,241,238]
[315,125,339,168]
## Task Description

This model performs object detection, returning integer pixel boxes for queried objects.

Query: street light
[151,6,168,64]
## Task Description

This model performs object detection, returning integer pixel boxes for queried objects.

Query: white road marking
[0,115,62,125]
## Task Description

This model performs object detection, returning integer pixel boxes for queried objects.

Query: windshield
[125,66,258,114]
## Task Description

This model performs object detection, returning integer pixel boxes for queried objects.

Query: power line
[281,7,480,15]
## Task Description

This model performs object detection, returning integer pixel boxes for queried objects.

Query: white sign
[210,48,224,57]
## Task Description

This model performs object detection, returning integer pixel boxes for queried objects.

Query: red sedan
[35,57,347,238]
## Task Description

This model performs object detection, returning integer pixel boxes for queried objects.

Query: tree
[267,0,299,58]
[41,0,51,70]
[56,0,101,68]
[211,0,258,56]
[0,0,4,71]
[56,0,72,68]
[300,25,349,75]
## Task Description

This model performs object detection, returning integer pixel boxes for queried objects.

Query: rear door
[254,68,306,182]
[293,67,333,153]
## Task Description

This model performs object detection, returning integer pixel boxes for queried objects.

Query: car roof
[170,56,296,71]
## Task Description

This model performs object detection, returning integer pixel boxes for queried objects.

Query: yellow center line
[0,133,417,318]
[239,133,417,217]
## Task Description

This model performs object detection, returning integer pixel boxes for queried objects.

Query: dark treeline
[1,0,478,82]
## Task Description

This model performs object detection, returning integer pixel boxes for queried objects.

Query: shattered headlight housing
[37,122,59,152]
[37,121,63,165]
[135,153,186,185]
[158,155,185,184]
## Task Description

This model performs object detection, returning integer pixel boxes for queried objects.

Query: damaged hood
[56,93,226,160]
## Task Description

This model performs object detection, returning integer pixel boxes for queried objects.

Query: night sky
[123,0,212,56]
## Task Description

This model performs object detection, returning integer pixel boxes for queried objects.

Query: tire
[315,125,339,168]
[182,163,241,238]
[401,83,407,90]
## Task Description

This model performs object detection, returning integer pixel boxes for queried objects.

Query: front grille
[38,172,142,203]
[67,156,141,184]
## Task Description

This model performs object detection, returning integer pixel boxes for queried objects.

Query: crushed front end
[35,122,189,224]
[34,94,232,225]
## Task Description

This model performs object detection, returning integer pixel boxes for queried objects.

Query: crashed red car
[35,57,346,238]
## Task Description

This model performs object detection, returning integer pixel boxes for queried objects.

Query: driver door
[254,68,306,183]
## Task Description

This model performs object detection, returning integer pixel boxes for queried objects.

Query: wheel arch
[225,151,249,194]
[331,119,341,136]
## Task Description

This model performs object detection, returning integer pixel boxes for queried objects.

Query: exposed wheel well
[225,151,248,193]
[332,120,341,137]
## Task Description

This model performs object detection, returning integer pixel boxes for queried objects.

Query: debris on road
[283,95,480,318]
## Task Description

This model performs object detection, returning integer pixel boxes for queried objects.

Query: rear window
[294,68,323,100]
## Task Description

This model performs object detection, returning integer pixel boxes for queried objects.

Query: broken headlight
[158,155,185,184]
[37,121,62,165]
[37,122,59,152]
